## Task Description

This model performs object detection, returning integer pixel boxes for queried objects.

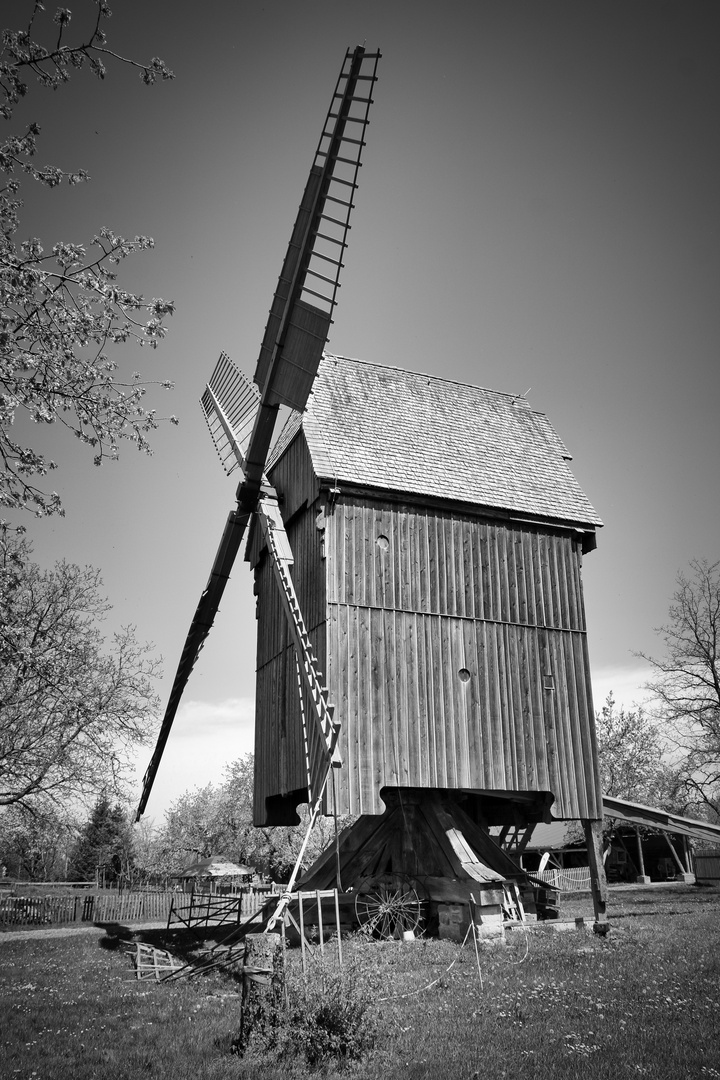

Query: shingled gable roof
[268,354,602,528]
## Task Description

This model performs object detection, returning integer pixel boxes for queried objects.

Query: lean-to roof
[269,354,602,528]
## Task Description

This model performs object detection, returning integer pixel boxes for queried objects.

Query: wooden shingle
[270,354,602,529]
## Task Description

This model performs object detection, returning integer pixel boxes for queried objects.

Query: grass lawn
[1,883,719,1079]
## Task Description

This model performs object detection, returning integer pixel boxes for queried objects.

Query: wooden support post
[615,833,638,877]
[635,826,650,883]
[334,888,343,966]
[583,819,609,936]
[516,824,535,856]
[664,832,684,875]
[664,833,694,881]
[299,893,307,976]
[468,894,484,988]
[236,933,284,1055]
[317,889,324,955]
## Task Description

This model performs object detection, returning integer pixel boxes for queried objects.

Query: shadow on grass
[94,922,238,978]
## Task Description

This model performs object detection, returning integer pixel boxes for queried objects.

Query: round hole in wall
[458,668,471,684]
[376,535,389,551]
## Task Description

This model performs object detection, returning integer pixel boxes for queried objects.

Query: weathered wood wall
[324,497,601,820]
[251,432,602,826]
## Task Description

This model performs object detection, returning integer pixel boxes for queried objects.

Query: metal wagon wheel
[354,873,426,940]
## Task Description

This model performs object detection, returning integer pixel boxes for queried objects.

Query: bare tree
[639,558,720,818]
[0,524,161,811]
[594,693,683,809]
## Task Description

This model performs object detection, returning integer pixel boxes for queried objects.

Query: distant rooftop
[269,354,602,528]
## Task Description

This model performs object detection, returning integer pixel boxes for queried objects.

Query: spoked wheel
[354,873,426,940]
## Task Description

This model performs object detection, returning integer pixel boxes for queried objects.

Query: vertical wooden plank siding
[253,466,600,824]
[322,497,600,820]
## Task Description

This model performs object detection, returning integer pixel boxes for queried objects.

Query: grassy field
[1,883,719,1079]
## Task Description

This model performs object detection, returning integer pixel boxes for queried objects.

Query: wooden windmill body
[138,47,611,935]
[247,354,608,929]
[251,352,603,824]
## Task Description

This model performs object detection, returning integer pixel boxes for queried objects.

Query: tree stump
[236,933,284,1054]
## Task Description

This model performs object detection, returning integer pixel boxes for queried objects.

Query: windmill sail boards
[239,44,380,511]
[136,45,380,822]
[253,45,381,412]
[201,353,260,477]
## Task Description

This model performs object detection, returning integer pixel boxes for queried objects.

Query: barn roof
[269,354,602,528]
[176,856,253,878]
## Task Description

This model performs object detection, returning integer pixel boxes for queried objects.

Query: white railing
[532,867,591,891]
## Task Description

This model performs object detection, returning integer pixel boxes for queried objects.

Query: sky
[5,1,719,823]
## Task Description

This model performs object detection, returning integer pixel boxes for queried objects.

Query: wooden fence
[0,885,284,929]
[0,891,176,927]
[695,855,720,882]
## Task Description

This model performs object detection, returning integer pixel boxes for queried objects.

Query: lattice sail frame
[253,47,381,412]
[136,45,380,824]
[300,48,381,318]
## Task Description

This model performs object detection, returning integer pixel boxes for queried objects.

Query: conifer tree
[68,794,131,885]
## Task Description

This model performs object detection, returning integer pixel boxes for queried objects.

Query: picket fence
[0,884,287,929]
[532,867,591,891]
[0,890,175,927]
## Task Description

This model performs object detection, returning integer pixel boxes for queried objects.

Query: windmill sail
[201,353,260,477]
[135,509,249,819]
[254,45,381,410]
[238,44,380,511]
[136,45,380,821]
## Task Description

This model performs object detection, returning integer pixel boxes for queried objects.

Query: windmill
[136,45,381,924]
[138,46,611,939]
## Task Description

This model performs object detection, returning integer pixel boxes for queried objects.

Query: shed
[176,856,254,893]
[522,798,720,884]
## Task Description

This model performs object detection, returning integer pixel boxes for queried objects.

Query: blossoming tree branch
[1,1,175,515]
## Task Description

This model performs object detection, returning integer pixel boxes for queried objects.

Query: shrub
[246,952,380,1071]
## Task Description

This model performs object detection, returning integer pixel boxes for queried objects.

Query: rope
[508,921,530,965]
[377,921,474,1002]
[241,964,273,985]
[377,913,532,1002]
